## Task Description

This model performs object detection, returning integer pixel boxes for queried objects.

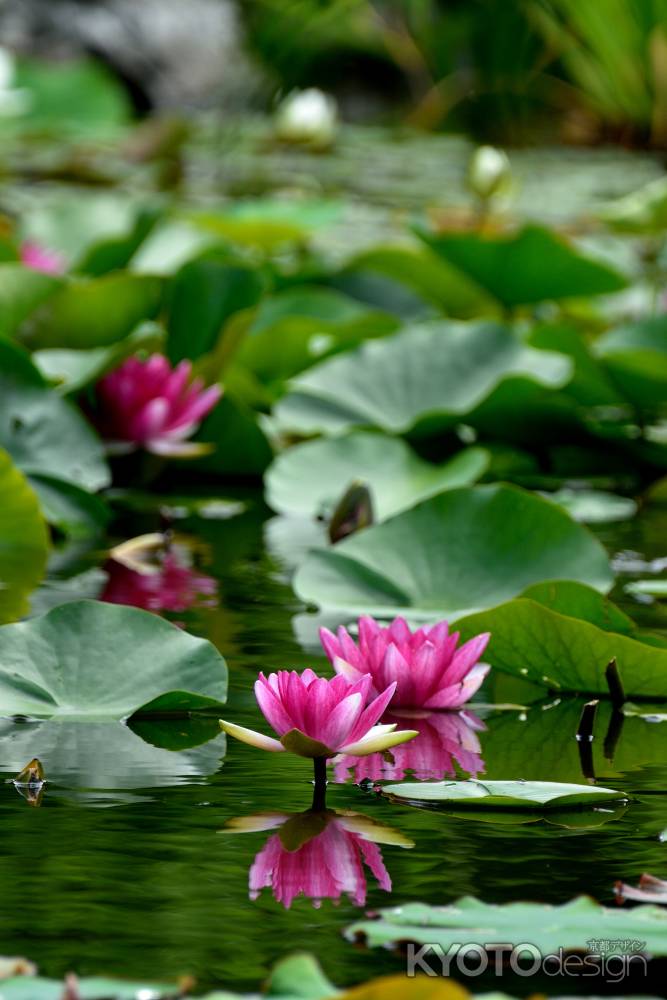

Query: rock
[0,0,262,110]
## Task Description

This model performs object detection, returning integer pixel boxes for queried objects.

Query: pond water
[2,491,667,995]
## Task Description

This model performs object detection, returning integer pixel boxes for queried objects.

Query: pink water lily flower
[220,669,418,759]
[95,354,222,456]
[320,616,491,710]
[20,241,65,275]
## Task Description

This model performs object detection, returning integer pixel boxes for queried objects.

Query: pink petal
[320,691,363,750]
[446,633,491,685]
[255,675,295,735]
[345,681,397,744]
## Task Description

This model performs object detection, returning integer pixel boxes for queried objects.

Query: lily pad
[0,448,49,624]
[544,488,637,524]
[274,321,572,437]
[23,273,162,350]
[594,316,667,409]
[419,224,627,306]
[381,779,626,809]
[0,600,227,719]
[0,344,109,489]
[0,264,62,338]
[458,597,667,697]
[294,484,613,620]
[346,895,667,955]
[266,433,489,521]
[0,976,173,999]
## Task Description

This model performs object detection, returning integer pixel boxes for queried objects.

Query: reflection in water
[11,757,46,808]
[334,710,485,783]
[101,547,217,614]
[224,808,414,909]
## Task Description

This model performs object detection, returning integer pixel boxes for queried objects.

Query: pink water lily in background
[220,669,418,759]
[101,551,218,615]
[95,354,222,456]
[320,616,491,710]
[20,241,65,275]
[334,709,486,784]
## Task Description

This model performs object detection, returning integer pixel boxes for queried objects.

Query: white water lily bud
[275,88,338,148]
[468,145,511,200]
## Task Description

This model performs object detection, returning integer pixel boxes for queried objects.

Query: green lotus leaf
[381,779,626,810]
[0,600,227,719]
[346,896,667,955]
[294,484,613,620]
[458,596,667,697]
[266,433,489,522]
[0,448,49,624]
[419,224,627,306]
[274,321,572,437]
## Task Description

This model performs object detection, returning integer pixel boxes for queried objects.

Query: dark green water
[1,493,667,996]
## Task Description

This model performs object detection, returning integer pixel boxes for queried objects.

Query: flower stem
[311,756,328,811]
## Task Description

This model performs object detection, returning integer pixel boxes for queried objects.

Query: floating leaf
[0,600,227,718]
[0,264,62,338]
[190,395,273,477]
[346,895,667,955]
[28,475,110,538]
[294,485,613,620]
[0,366,109,489]
[545,488,637,524]
[458,597,667,697]
[419,224,627,306]
[0,974,173,999]
[166,255,265,365]
[266,433,489,522]
[23,273,162,350]
[381,779,626,809]
[274,322,572,437]
[0,448,49,624]
[594,316,667,409]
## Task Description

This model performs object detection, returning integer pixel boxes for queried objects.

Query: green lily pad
[28,474,110,538]
[544,488,637,524]
[294,484,613,620]
[458,597,667,697]
[419,224,627,307]
[0,342,109,489]
[0,264,62,338]
[0,600,227,719]
[274,321,572,437]
[346,895,667,955]
[0,976,173,999]
[381,779,626,809]
[32,321,164,394]
[23,273,162,350]
[594,316,667,409]
[0,448,49,624]
[0,717,226,790]
[166,254,265,365]
[266,433,489,521]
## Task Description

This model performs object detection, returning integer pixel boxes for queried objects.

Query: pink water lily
[320,616,491,710]
[95,354,222,456]
[334,709,486,784]
[20,241,65,275]
[220,669,418,759]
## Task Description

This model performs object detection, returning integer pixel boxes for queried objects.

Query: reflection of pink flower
[221,670,417,759]
[95,355,222,456]
[20,241,65,274]
[249,815,391,909]
[320,616,490,710]
[335,710,486,784]
[101,552,217,613]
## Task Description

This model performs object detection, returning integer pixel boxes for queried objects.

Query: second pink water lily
[320,616,491,710]
[220,669,418,759]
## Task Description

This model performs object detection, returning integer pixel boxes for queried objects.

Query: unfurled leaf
[266,433,488,522]
[0,600,227,719]
[294,484,612,620]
